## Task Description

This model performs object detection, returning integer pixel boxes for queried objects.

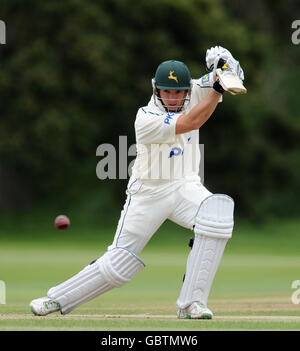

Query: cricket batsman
[30,46,245,319]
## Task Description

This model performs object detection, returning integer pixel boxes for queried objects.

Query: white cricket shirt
[131,73,220,186]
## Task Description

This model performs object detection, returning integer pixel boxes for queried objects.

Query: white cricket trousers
[108,177,212,255]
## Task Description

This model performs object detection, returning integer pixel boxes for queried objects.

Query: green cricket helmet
[154,60,192,90]
[152,60,192,112]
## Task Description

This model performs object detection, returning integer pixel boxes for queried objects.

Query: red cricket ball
[54,215,70,230]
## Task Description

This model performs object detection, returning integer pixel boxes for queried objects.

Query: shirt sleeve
[192,73,223,103]
[135,108,180,145]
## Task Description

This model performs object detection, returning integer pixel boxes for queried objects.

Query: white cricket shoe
[178,302,213,319]
[30,296,60,316]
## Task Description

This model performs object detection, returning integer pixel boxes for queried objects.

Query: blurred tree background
[0,0,299,223]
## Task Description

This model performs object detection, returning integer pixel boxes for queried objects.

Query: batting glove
[206,46,244,81]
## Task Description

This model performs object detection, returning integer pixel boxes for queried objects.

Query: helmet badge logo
[168,71,178,83]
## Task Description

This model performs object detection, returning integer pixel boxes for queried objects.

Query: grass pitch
[0,218,300,330]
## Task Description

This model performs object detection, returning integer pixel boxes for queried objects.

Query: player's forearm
[185,90,220,129]
[176,90,221,134]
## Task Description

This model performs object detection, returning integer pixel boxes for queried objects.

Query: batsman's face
[159,89,187,112]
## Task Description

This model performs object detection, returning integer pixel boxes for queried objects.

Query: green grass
[0,217,300,330]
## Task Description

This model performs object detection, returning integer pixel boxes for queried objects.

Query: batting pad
[177,194,234,309]
[48,247,145,314]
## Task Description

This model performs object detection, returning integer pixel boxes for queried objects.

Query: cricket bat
[216,64,247,95]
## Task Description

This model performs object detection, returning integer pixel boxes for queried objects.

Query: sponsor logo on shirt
[169,147,183,158]
[164,112,175,125]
